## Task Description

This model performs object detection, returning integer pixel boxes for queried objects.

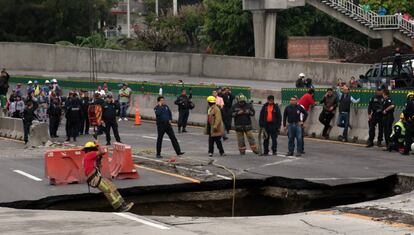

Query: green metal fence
[281,88,414,110]
[10,76,251,99]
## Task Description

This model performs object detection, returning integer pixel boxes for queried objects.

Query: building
[107,0,145,37]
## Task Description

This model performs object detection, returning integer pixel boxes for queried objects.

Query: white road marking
[113,212,170,230]
[13,170,43,181]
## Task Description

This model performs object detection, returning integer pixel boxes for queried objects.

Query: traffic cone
[135,108,141,126]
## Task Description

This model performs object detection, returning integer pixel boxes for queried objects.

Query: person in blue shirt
[154,96,184,158]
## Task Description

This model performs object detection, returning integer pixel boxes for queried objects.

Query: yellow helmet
[207,96,216,103]
[407,92,414,98]
[400,113,405,120]
[84,141,97,148]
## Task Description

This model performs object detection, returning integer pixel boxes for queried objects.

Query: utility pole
[173,0,178,16]
[127,0,131,38]
[155,0,159,16]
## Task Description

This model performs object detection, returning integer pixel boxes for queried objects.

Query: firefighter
[206,96,225,157]
[403,92,414,155]
[367,88,385,147]
[83,141,133,212]
[388,113,406,152]
[231,94,259,155]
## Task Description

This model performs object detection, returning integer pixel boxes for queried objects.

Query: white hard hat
[51,79,57,83]
[299,73,305,78]
[411,143,414,152]
[45,80,50,84]
[27,80,33,84]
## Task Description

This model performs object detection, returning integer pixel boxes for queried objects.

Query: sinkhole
[2,174,414,217]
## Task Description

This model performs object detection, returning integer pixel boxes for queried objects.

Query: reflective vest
[391,120,406,142]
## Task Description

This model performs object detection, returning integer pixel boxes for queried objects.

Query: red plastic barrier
[110,143,139,180]
[45,148,111,185]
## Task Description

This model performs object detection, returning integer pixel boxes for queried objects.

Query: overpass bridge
[244,0,414,58]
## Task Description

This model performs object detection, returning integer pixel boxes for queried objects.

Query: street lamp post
[155,0,159,16]
[173,0,178,16]
[127,0,131,38]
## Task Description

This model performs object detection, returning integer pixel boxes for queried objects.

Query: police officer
[367,88,384,147]
[65,92,82,142]
[221,87,235,134]
[80,91,90,135]
[102,94,121,146]
[403,92,414,155]
[47,98,62,138]
[174,89,193,133]
[154,96,184,158]
[382,89,395,149]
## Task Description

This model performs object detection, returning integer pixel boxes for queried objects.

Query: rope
[211,159,236,217]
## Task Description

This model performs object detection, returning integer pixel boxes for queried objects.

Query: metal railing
[321,0,414,37]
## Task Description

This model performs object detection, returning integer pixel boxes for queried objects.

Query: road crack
[300,219,345,234]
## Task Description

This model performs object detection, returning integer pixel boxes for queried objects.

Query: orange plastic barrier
[110,143,139,180]
[45,148,111,185]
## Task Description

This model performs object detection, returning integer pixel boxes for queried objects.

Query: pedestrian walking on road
[175,89,194,133]
[319,88,337,139]
[154,96,184,158]
[336,86,360,142]
[102,94,121,146]
[221,87,235,134]
[83,141,134,212]
[367,88,385,147]
[382,89,395,149]
[283,96,308,157]
[232,94,259,155]
[259,95,282,156]
[118,83,132,121]
[206,96,225,157]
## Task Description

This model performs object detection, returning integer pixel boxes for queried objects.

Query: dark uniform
[154,104,182,157]
[65,97,82,142]
[22,105,37,144]
[47,99,62,138]
[174,94,193,133]
[80,95,90,135]
[221,92,235,133]
[102,101,121,145]
[368,95,384,146]
[382,97,395,147]
[403,95,414,154]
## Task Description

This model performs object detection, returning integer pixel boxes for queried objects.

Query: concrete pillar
[381,31,394,47]
[252,10,266,57]
[264,12,277,58]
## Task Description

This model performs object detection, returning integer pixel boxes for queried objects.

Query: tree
[360,0,414,14]
[0,0,117,43]
[203,0,254,56]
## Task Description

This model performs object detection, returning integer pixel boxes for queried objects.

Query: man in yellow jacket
[206,96,226,157]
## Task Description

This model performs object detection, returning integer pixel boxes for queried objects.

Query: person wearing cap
[65,92,82,142]
[101,94,121,145]
[283,96,308,157]
[206,96,225,157]
[232,93,259,155]
[403,92,414,155]
[367,88,385,148]
[118,83,132,121]
[26,81,34,96]
[82,141,134,212]
[296,73,306,88]
[259,95,282,156]
[42,80,50,94]
[154,96,184,158]
[382,89,395,149]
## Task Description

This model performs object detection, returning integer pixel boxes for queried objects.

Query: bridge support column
[252,11,277,58]
[380,31,394,47]
[264,12,277,58]
[252,10,266,57]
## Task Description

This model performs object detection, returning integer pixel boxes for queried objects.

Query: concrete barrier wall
[0,117,50,146]
[0,42,370,85]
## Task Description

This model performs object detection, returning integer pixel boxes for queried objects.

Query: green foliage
[0,0,117,43]
[135,27,184,51]
[203,0,254,56]
[360,0,414,14]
